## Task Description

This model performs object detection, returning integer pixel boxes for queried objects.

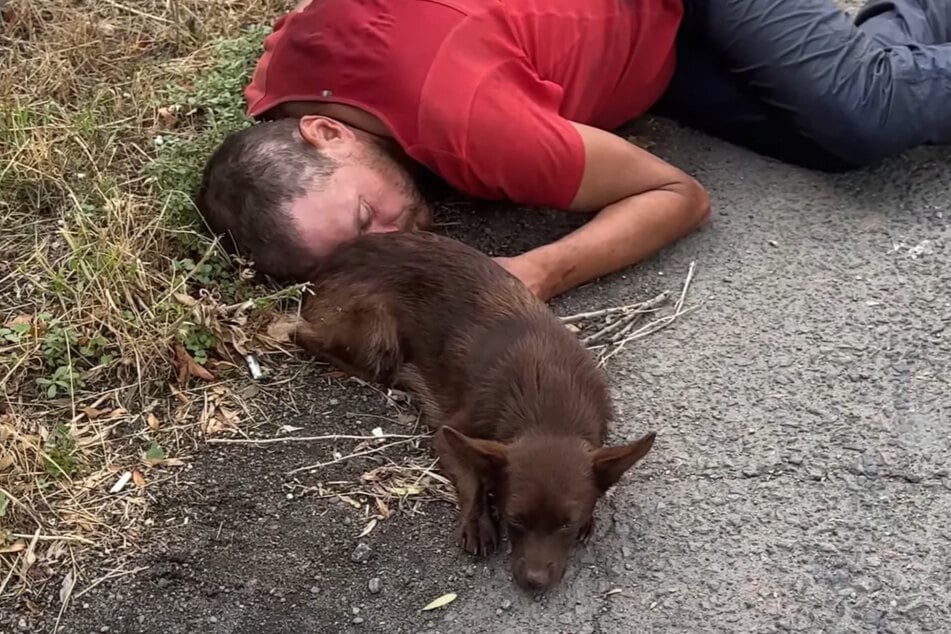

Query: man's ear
[439,425,508,472]
[298,115,356,155]
[591,432,656,492]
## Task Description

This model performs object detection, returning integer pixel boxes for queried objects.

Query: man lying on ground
[196,0,951,301]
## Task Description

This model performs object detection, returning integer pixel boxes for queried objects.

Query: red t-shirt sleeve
[422,65,587,210]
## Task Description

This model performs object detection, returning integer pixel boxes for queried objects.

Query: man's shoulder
[410,60,586,209]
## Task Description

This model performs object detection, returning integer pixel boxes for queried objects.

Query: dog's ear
[591,432,656,492]
[439,425,508,472]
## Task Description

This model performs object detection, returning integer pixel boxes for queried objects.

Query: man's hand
[493,255,548,299]
[513,122,710,301]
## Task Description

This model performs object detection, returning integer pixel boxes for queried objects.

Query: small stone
[464,565,476,577]
[818,542,837,553]
[855,576,882,593]
[861,607,884,624]
[310,585,320,594]
[209,616,218,624]
[787,454,803,465]
[368,577,381,594]
[866,554,881,567]
[352,617,364,625]
[501,599,512,611]
[808,468,825,481]
[100,627,110,633]
[137,615,145,624]
[156,578,170,588]
[351,542,372,563]
[742,466,760,478]
[621,545,633,558]
[329,398,340,405]
[902,472,923,483]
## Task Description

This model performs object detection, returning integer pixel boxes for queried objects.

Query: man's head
[196,116,431,281]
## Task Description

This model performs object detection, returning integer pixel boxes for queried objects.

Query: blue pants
[653,0,951,171]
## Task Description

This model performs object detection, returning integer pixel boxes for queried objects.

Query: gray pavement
[418,121,951,633]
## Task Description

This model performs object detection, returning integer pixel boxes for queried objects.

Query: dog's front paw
[456,509,498,556]
[578,517,594,543]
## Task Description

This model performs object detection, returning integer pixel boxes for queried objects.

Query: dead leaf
[375,497,391,520]
[0,539,26,554]
[161,458,187,467]
[336,494,362,509]
[109,471,133,493]
[59,571,75,606]
[389,485,423,497]
[96,20,115,36]
[174,344,214,382]
[147,413,160,431]
[4,313,32,329]
[132,470,146,488]
[0,453,13,472]
[422,592,457,611]
[397,412,418,425]
[565,323,581,334]
[157,106,178,128]
[81,406,106,420]
[265,316,299,343]
[357,518,377,538]
[173,292,197,307]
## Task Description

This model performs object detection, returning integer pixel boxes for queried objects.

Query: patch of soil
[11,368,517,634]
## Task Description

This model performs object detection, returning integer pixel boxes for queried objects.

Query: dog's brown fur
[292,230,655,592]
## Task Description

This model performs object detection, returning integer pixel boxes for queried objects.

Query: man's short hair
[195,119,336,281]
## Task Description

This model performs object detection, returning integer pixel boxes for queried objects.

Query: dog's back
[295,230,583,427]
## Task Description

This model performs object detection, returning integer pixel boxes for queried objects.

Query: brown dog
[291,230,655,592]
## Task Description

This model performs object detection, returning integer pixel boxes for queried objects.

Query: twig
[100,0,173,23]
[208,433,423,445]
[9,533,96,546]
[287,439,419,475]
[560,292,670,324]
[0,551,20,597]
[73,566,150,600]
[596,262,699,366]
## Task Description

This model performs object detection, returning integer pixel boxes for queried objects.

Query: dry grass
[0,0,302,612]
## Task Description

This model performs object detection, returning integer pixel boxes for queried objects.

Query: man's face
[288,116,432,259]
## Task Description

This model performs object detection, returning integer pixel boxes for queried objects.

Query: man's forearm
[516,185,709,300]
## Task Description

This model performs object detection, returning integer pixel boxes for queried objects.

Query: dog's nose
[523,566,552,590]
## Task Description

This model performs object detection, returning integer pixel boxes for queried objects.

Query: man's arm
[496,122,710,301]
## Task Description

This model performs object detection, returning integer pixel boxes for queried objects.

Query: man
[197,0,951,301]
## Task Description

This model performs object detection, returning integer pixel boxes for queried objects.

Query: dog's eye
[559,522,573,532]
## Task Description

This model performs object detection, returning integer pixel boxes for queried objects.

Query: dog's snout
[523,564,553,590]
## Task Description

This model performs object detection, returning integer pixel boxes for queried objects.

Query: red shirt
[246,0,683,209]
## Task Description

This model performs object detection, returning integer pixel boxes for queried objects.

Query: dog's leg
[395,363,446,428]
[432,426,499,556]
[293,298,402,386]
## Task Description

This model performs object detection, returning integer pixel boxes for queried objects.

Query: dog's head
[440,426,655,593]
